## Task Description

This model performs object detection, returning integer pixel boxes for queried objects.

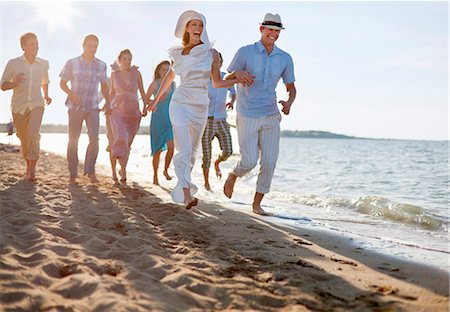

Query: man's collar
[256,41,280,55]
[20,54,42,64]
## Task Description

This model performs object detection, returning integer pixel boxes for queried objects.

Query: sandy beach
[0,146,448,311]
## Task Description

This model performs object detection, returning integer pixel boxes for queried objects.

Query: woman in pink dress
[107,49,147,182]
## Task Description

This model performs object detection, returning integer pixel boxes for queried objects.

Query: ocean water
[2,132,448,271]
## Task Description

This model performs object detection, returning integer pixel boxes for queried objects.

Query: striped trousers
[232,112,281,194]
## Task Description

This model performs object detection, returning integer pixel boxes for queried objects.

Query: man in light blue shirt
[201,53,236,191]
[224,13,297,215]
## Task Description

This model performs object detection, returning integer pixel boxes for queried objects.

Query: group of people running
[1,10,296,215]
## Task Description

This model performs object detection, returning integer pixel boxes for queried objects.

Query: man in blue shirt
[201,53,236,191]
[223,13,297,215]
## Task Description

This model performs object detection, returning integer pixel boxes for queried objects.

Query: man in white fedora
[223,13,297,215]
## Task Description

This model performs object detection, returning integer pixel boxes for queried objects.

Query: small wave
[267,192,353,209]
[350,195,447,231]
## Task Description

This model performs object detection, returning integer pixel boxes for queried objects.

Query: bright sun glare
[32,1,83,35]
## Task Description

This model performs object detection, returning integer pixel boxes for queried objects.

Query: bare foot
[252,204,273,216]
[27,175,37,182]
[204,182,211,191]
[223,173,236,198]
[27,168,37,182]
[68,177,77,184]
[88,173,99,183]
[163,170,172,180]
[214,159,222,179]
[153,175,159,185]
[185,197,198,210]
[119,169,126,183]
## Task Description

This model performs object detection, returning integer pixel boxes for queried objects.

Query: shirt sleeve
[59,60,72,82]
[42,60,50,84]
[282,54,295,85]
[1,60,14,85]
[227,47,246,73]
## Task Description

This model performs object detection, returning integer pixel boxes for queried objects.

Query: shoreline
[0,147,448,311]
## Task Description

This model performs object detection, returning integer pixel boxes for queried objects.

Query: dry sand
[0,147,448,311]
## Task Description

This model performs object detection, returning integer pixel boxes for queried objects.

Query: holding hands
[233,70,255,87]
[146,98,157,112]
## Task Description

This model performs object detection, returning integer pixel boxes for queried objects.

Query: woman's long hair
[153,60,171,80]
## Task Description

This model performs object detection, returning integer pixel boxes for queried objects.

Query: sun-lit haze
[0,0,448,140]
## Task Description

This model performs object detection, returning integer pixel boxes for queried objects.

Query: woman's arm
[147,69,176,111]
[137,71,147,116]
[210,49,238,88]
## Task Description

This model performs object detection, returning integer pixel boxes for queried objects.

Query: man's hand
[226,101,234,110]
[14,73,26,86]
[68,91,81,105]
[279,100,292,115]
[44,96,52,105]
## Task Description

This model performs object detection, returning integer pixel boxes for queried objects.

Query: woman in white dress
[148,10,245,209]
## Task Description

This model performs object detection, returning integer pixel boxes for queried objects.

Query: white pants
[169,101,208,203]
[233,112,281,194]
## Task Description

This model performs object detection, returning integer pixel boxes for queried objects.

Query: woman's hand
[147,99,157,112]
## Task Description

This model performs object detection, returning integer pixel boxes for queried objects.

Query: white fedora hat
[174,10,209,44]
[260,13,285,30]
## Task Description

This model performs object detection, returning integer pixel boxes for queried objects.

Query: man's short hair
[20,33,37,49]
[83,34,99,46]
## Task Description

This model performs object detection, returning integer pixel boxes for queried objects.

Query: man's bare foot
[88,173,99,183]
[163,170,172,180]
[68,177,77,184]
[252,205,273,216]
[27,175,37,182]
[214,159,222,179]
[223,173,236,198]
[204,181,211,191]
[185,197,198,210]
[153,176,159,185]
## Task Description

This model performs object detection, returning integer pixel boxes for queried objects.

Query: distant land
[0,123,364,139]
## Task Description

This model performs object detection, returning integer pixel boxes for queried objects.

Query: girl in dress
[146,60,176,185]
[107,49,147,182]
[148,10,249,209]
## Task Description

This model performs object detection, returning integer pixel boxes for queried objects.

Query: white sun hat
[260,13,285,30]
[174,10,209,44]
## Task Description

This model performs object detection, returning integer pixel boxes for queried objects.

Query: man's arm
[60,79,81,105]
[1,74,25,91]
[42,83,52,105]
[100,81,111,112]
[279,83,296,115]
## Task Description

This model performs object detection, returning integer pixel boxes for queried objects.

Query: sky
[0,0,448,140]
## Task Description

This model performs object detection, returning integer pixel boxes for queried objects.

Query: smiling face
[185,19,203,45]
[158,63,170,78]
[260,26,281,46]
[22,37,39,58]
[83,38,98,58]
[119,53,132,70]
